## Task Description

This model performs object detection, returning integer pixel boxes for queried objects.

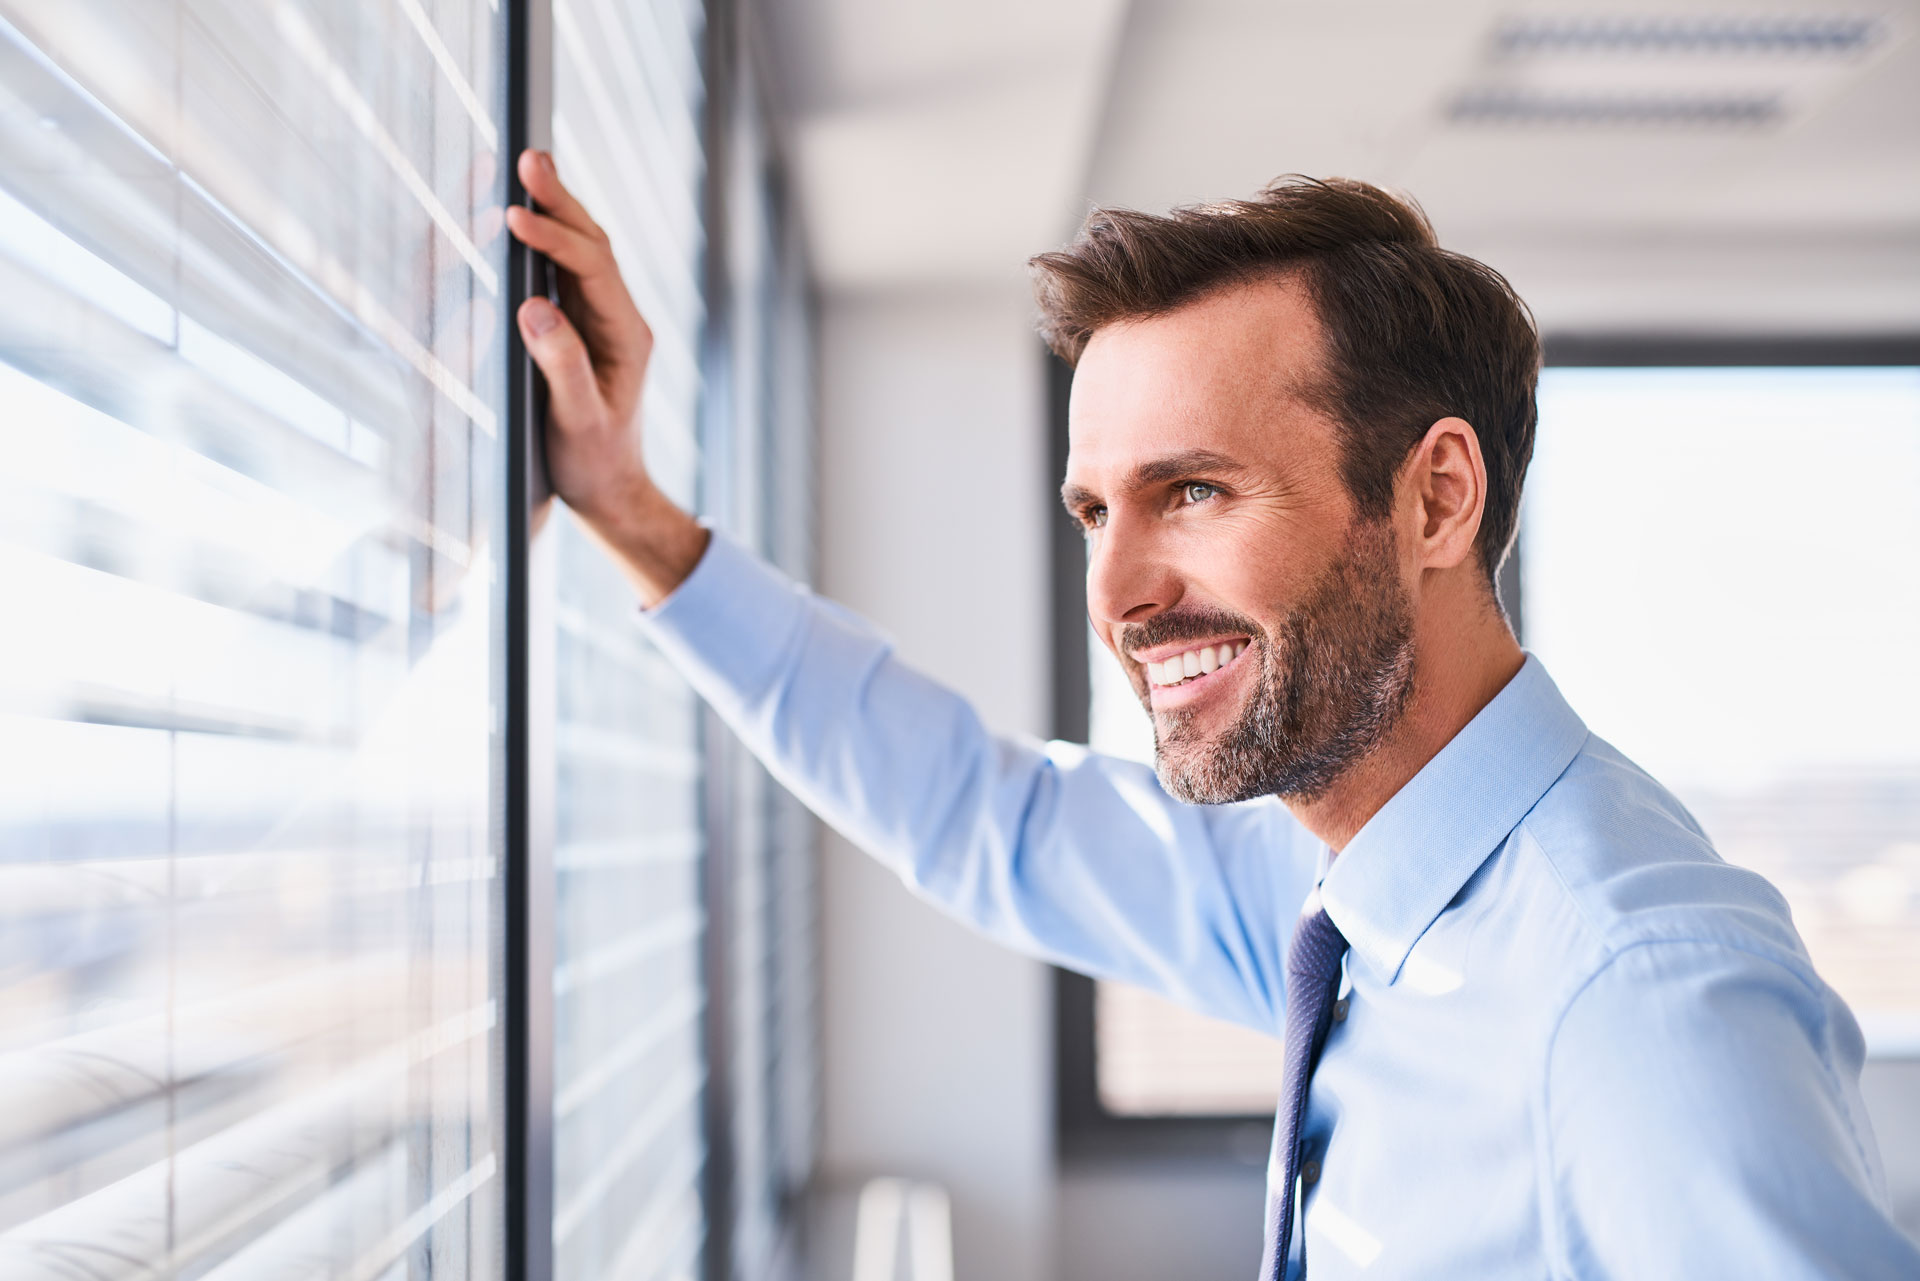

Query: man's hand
[507,148,707,606]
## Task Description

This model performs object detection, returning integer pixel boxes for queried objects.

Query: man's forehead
[1074,275,1324,395]
[1062,280,1335,491]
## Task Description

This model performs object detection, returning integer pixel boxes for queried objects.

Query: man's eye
[1182,482,1219,505]
[1085,507,1108,529]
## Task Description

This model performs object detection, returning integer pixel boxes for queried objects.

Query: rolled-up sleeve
[637,531,1317,1032]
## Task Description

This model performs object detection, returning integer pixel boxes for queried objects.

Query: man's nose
[1084,518,1181,630]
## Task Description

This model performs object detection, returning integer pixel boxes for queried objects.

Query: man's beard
[1132,518,1417,806]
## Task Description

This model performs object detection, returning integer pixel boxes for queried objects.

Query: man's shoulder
[1504,734,1813,981]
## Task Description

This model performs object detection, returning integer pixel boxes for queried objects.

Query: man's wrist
[577,477,710,608]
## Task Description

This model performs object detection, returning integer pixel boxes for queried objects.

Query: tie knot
[1286,904,1348,986]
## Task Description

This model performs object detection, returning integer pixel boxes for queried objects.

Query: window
[1,2,820,1278]
[1523,354,1920,1054]
[548,1,711,1279]
[0,0,510,1272]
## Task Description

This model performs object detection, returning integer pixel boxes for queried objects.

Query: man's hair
[1030,176,1540,584]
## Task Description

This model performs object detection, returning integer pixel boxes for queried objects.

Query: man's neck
[1288,609,1525,854]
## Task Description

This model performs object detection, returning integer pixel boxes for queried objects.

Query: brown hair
[1030,176,1540,584]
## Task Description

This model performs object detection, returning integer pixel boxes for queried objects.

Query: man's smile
[1132,638,1254,710]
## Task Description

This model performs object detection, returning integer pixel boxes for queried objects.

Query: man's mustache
[1118,606,1265,658]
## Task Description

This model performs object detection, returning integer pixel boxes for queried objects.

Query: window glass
[548,1,710,1279]
[1524,364,1920,1052]
[0,0,507,1270]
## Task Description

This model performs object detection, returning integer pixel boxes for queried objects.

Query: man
[505,148,1918,1278]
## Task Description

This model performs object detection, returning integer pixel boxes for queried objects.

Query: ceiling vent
[1492,15,1882,55]
[1448,11,1893,128]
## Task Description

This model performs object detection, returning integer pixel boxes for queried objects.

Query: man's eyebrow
[1061,449,1250,514]
[1129,448,1246,487]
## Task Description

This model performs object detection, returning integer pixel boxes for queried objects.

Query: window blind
[548,2,711,1280]
[709,69,821,1281]
[0,1,509,1277]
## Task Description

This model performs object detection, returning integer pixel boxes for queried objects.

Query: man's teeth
[1146,642,1248,688]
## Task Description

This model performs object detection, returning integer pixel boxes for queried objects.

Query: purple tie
[1258,903,1349,1281]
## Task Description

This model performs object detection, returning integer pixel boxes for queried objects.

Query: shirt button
[1332,997,1350,1023]
[1301,1157,1322,1187]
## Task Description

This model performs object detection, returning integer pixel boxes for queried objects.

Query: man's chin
[1153,752,1265,806]
[1151,727,1264,806]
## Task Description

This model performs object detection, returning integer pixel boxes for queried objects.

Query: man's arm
[1542,938,1920,1279]
[505,149,1315,1031]
[642,530,1312,1026]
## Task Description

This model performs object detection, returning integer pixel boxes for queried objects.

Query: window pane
[548,1,710,1279]
[1523,365,1920,1052]
[0,0,507,1271]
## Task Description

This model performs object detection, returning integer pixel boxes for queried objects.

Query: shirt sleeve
[1541,937,1920,1280]
[636,530,1318,1032]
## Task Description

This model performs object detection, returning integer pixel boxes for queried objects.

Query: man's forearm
[576,480,711,609]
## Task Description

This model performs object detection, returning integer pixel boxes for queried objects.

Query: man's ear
[1402,416,1487,572]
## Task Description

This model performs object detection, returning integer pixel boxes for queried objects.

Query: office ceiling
[757,0,1920,334]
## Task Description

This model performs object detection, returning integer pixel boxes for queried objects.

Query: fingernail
[539,150,555,175]
[523,297,559,335]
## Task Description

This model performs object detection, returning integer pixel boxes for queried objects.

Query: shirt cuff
[634,526,811,713]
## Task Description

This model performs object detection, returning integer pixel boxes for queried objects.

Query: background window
[1524,362,1920,1053]
[1069,355,1920,1122]
[0,0,509,1270]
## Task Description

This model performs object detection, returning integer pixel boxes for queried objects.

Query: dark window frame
[1050,332,1920,1161]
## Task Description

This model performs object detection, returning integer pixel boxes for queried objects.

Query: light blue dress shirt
[639,531,1920,1280]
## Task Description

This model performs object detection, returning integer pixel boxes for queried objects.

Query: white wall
[1057,1162,1265,1281]
[810,288,1058,1281]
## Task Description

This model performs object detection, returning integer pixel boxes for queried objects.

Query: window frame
[504,2,556,1278]
[1049,332,1920,1160]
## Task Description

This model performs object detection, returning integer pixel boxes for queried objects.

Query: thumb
[518,297,601,430]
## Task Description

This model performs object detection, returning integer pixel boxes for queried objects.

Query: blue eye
[1183,482,1219,504]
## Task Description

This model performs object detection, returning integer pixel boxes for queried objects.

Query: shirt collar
[1318,654,1589,985]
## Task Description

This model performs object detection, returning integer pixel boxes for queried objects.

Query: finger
[517,297,603,430]
[509,205,648,365]
[506,204,648,361]
[517,149,599,239]
[506,204,613,280]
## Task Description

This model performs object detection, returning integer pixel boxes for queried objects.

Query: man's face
[1062,278,1417,805]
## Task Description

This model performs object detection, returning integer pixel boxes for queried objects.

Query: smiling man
[506,150,1919,1279]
